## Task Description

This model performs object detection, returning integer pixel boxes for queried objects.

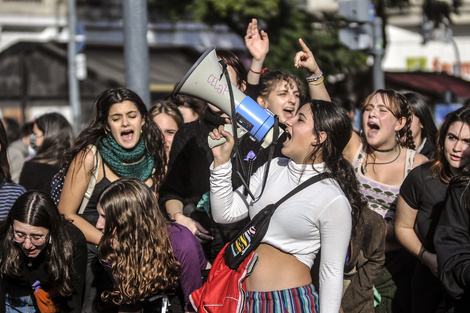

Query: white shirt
[210,157,352,313]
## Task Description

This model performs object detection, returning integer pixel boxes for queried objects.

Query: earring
[49,236,52,245]
[141,129,143,134]
[105,129,108,135]
[396,132,401,144]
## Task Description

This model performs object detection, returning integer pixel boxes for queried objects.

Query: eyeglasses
[12,230,49,247]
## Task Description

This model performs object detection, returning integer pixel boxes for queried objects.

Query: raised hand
[294,38,321,76]
[245,18,269,62]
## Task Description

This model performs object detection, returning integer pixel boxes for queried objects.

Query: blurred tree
[149,0,369,98]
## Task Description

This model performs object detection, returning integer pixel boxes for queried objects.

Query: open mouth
[283,107,295,119]
[121,130,134,142]
[283,130,292,145]
[367,121,380,136]
[24,248,37,255]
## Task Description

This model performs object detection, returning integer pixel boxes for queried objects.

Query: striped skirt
[245,284,319,313]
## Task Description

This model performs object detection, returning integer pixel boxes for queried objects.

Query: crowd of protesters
[0,18,469,313]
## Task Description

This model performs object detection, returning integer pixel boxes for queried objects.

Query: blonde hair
[149,100,184,128]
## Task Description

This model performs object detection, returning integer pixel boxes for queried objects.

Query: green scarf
[98,135,154,181]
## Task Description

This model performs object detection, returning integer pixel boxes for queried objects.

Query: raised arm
[294,38,362,161]
[245,18,269,86]
[294,38,330,102]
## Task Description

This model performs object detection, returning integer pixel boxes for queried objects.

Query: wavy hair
[62,88,166,189]
[97,178,180,305]
[361,89,415,152]
[0,191,76,296]
[431,105,470,183]
[304,100,368,241]
[258,70,306,105]
[32,112,75,165]
[0,120,11,182]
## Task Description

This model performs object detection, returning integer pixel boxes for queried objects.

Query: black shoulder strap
[272,172,328,209]
[251,116,279,202]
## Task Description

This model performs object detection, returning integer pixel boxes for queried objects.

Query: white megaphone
[174,46,282,148]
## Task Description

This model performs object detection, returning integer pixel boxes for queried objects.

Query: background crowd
[0,18,469,313]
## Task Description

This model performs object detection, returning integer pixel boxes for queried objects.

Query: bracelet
[250,67,267,75]
[419,249,427,264]
[308,75,324,86]
[171,211,183,221]
[306,71,323,83]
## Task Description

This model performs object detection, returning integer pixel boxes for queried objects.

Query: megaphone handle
[208,124,248,149]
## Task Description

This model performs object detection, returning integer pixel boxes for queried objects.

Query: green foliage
[151,0,369,94]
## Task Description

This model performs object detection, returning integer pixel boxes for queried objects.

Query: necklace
[361,146,402,175]
[370,144,397,153]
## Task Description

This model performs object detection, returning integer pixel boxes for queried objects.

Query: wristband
[306,71,323,83]
[250,67,267,75]
[308,75,324,86]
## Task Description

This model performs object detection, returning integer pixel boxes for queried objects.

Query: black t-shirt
[0,222,87,313]
[399,162,447,252]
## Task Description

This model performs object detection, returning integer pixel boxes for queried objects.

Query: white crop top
[210,157,352,313]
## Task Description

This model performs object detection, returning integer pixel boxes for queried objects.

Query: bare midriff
[245,243,312,292]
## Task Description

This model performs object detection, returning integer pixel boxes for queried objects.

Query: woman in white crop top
[209,100,367,313]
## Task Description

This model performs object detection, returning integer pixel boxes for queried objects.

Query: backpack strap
[78,145,100,215]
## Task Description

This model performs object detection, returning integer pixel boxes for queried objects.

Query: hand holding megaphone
[208,124,248,148]
[209,125,236,168]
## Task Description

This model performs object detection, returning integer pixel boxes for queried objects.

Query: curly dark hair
[259,70,306,105]
[97,178,180,305]
[304,100,368,242]
[61,88,166,189]
[0,191,77,296]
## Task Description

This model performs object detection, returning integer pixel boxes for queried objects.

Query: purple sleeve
[168,223,208,312]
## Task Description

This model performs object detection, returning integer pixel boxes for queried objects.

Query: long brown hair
[304,100,368,242]
[62,88,166,189]
[97,178,180,305]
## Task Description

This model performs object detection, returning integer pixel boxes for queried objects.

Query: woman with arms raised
[206,100,365,312]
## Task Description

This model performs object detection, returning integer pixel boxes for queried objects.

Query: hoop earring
[396,132,401,144]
